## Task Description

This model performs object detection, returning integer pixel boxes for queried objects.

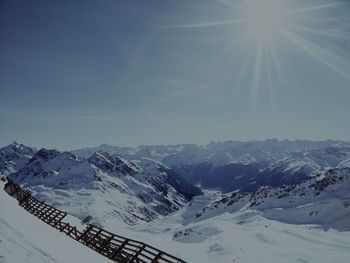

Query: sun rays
[164,0,350,115]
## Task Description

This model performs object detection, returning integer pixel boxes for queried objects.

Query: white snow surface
[184,168,350,230]
[5,148,190,226]
[105,200,350,263]
[2,171,350,263]
[2,140,350,263]
[98,168,350,263]
[0,181,111,263]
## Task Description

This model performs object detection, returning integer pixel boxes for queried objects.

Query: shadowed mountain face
[173,161,313,192]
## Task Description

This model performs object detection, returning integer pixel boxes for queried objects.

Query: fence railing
[3,177,187,263]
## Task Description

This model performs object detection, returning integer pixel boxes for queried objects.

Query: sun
[242,0,289,46]
[164,0,350,113]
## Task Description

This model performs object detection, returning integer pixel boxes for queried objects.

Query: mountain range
[0,142,201,225]
[73,139,350,192]
[1,139,350,262]
[1,139,350,226]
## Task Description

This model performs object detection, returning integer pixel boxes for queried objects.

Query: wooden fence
[3,178,187,263]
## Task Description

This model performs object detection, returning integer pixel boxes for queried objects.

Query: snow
[1,174,350,263]
[2,140,350,263]
[5,149,193,225]
[100,204,350,263]
[186,168,350,231]
[95,168,350,263]
[0,181,111,263]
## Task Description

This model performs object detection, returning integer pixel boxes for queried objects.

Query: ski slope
[0,182,111,263]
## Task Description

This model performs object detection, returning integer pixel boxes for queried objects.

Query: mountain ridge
[72,139,350,192]
[0,144,201,225]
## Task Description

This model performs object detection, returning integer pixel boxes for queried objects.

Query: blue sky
[1,0,350,150]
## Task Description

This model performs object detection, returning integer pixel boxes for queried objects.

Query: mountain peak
[89,151,141,175]
[11,141,20,147]
[1,142,34,155]
[35,148,61,160]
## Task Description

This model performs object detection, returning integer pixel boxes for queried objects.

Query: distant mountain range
[1,139,350,227]
[2,140,350,263]
[73,139,350,192]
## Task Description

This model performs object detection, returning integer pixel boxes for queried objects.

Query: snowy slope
[0,181,111,263]
[100,195,350,263]
[181,168,350,230]
[113,168,350,263]
[129,212,350,263]
[75,167,350,263]
[2,140,350,263]
[2,177,350,263]
[2,146,201,226]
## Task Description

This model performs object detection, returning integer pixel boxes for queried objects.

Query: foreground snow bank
[0,182,111,263]
[124,210,350,263]
[2,175,350,263]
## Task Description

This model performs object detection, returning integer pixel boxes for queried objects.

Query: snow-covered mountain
[0,143,201,226]
[73,139,350,192]
[2,141,350,263]
[2,140,350,228]
[0,142,35,175]
[108,167,350,263]
[73,139,350,166]
[181,167,350,231]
